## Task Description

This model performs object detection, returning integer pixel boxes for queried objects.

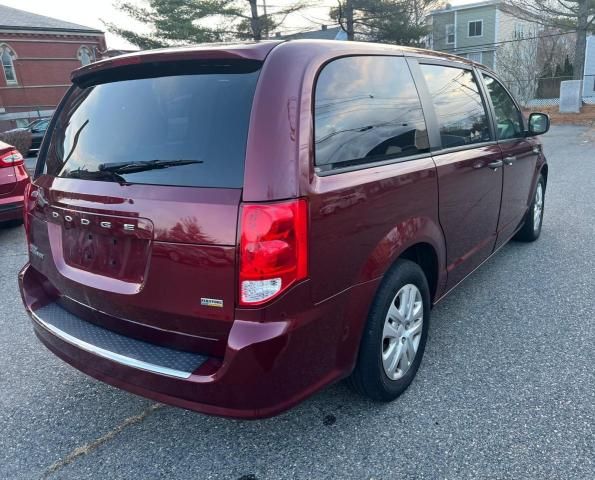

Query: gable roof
[0,4,103,34]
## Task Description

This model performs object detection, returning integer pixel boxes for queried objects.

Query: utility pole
[345,0,354,41]
[262,0,269,39]
[249,0,261,41]
[574,0,588,80]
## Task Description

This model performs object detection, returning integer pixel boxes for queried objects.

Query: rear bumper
[19,263,378,418]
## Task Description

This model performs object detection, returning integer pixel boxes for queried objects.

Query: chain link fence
[502,75,595,107]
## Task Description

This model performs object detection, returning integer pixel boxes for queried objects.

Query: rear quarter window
[45,64,260,188]
[314,56,429,172]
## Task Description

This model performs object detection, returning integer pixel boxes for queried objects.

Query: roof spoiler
[71,42,280,85]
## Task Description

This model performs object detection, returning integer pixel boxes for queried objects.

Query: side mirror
[527,113,550,136]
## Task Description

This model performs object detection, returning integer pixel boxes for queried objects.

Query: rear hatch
[27,57,263,356]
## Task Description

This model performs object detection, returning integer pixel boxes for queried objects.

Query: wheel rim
[381,284,424,380]
[533,183,543,232]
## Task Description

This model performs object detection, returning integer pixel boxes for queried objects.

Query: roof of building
[0,5,103,34]
[429,0,501,15]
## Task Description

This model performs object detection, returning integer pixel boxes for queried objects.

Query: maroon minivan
[19,40,549,418]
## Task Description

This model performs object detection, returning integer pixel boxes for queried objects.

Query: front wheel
[514,174,545,242]
[349,259,430,401]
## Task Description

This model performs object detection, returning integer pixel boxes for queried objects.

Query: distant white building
[583,35,595,104]
[426,0,540,71]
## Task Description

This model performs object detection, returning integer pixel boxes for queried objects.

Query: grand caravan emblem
[51,210,136,232]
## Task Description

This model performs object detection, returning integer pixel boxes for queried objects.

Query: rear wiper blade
[65,168,128,184]
[98,159,202,174]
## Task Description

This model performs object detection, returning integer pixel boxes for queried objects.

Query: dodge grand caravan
[19,40,550,419]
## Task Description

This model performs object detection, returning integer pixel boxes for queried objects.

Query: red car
[19,41,549,419]
[0,140,29,225]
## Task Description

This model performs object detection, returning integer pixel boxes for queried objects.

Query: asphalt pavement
[1,125,593,479]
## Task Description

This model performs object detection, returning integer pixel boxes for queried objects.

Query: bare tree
[503,0,595,80]
[495,36,540,104]
[537,28,576,76]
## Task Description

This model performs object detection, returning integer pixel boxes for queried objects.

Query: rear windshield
[44,63,260,188]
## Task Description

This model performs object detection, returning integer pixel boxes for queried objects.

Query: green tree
[105,0,307,49]
[331,0,439,45]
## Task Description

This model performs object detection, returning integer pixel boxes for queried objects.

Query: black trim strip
[316,152,431,176]
[0,202,21,213]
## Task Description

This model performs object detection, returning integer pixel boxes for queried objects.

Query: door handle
[488,160,504,170]
[503,155,516,165]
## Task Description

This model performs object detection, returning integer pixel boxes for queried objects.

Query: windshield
[44,65,260,188]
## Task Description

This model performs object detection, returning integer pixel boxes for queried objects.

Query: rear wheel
[349,259,430,401]
[514,174,545,242]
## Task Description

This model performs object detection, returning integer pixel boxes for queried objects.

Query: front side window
[482,74,524,140]
[1,45,17,84]
[468,20,483,37]
[314,56,429,171]
[446,24,455,44]
[420,64,491,148]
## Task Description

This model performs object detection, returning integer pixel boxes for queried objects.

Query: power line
[437,29,577,53]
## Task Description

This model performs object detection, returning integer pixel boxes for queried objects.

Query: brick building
[0,5,106,131]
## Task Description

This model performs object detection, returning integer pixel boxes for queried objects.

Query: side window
[1,44,17,84]
[420,64,491,148]
[446,24,455,44]
[314,56,429,171]
[482,74,524,140]
[78,46,94,66]
[468,20,483,37]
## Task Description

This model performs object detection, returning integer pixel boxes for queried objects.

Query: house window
[78,46,94,66]
[1,45,17,84]
[514,23,524,39]
[446,24,455,44]
[467,52,483,64]
[468,20,483,37]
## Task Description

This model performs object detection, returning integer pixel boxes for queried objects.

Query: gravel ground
[1,125,593,479]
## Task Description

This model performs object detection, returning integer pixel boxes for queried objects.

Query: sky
[0,0,474,50]
[0,0,339,49]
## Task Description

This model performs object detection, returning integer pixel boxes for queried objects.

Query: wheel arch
[397,243,440,303]
[356,217,446,304]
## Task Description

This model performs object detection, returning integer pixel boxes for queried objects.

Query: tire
[514,174,545,242]
[349,259,431,401]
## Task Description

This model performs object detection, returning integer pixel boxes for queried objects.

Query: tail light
[239,199,308,306]
[0,149,23,167]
